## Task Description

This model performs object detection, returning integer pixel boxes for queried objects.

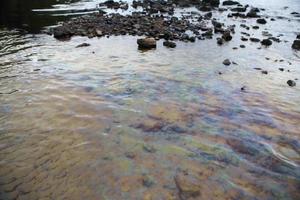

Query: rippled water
[1,0,300,199]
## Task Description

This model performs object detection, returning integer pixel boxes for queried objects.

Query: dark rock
[261,70,268,75]
[256,18,267,24]
[76,43,90,48]
[137,37,156,49]
[202,0,220,7]
[297,34,300,39]
[241,86,246,91]
[223,59,231,66]
[254,67,262,70]
[53,26,72,39]
[222,31,232,41]
[278,68,284,71]
[217,37,224,45]
[250,37,260,42]
[163,40,176,48]
[246,8,260,18]
[261,39,272,46]
[240,44,246,48]
[287,80,296,87]
[241,36,248,41]
[231,6,246,12]
[223,0,240,6]
[292,40,300,50]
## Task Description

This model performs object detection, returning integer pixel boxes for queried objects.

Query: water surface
[0,0,300,199]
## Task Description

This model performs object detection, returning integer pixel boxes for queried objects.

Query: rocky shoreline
[49,0,299,87]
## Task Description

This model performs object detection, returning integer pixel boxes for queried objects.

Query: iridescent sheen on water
[0,0,300,199]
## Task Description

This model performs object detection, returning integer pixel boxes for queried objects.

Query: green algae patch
[160,144,192,157]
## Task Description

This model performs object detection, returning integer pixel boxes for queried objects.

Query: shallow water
[1,0,300,199]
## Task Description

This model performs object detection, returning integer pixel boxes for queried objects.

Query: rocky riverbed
[1,0,300,200]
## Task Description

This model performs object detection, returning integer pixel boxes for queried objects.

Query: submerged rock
[223,59,231,66]
[292,40,300,50]
[137,38,157,49]
[76,43,90,48]
[256,18,267,24]
[222,0,239,6]
[261,39,272,46]
[287,80,296,87]
[163,40,177,48]
[174,173,201,199]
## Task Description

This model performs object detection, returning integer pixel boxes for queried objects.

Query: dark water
[0,0,300,199]
[0,0,99,33]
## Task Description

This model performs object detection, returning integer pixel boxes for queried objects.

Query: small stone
[256,18,267,24]
[174,173,201,199]
[223,59,231,66]
[287,80,296,87]
[163,41,176,48]
[292,40,300,50]
[96,29,103,36]
[261,39,272,46]
[223,0,240,6]
[261,70,268,75]
[143,144,156,153]
[137,37,156,49]
[222,31,232,41]
[217,37,224,45]
[250,37,260,42]
[279,68,284,71]
[241,86,246,91]
[240,44,246,48]
[76,43,90,48]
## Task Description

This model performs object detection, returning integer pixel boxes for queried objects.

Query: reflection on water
[1,0,300,199]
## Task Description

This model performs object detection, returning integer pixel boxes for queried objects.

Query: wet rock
[223,59,231,66]
[163,40,176,48]
[137,37,156,49]
[256,18,267,24]
[222,31,232,41]
[174,173,201,199]
[292,40,300,50]
[125,152,136,159]
[278,68,284,71]
[261,70,268,75]
[217,37,224,45]
[241,36,248,41]
[287,80,296,87]
[53,26,72,39]
[252,25,259,29]
[222,0,240,6]
[231,6,246,12]
[240,44,246,48]
[246,8,260,18]
[297,34,300,39]
[99,0,128,10]
[143,144,156,153]
[202,0,220,7]
[250,37,260,42]
[261,39,272,46]
[76,43,90,48]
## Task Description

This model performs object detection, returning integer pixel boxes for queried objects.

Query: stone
[261,70,268,75]
[246,8,260,18]
[222,31,232,41]
[261,39,272,46]
[76,43,90,48]
[174,173,201,199]
[256,18,267,24]
[250,37,260,42]
[137,38,157,49]
[223,59,231,66]
[163,41,177,48]
[292,40,300,50]
[53,26,72,39]
[222,0,240,6]
[287,80,296,87]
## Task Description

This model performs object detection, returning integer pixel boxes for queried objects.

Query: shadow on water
[0,0,86,33]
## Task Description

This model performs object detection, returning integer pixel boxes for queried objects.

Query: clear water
[0,0,300,199]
